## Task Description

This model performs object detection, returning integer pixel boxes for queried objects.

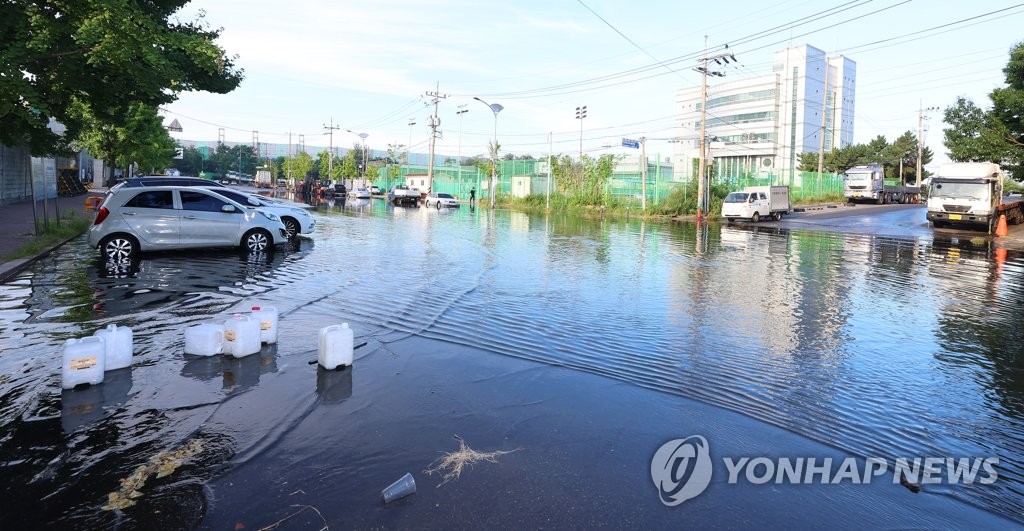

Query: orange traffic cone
[995,214,1008,237]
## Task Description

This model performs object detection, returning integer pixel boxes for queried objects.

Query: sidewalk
[0,192,101,281]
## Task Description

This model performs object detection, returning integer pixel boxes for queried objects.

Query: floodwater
[1,197,1022,528]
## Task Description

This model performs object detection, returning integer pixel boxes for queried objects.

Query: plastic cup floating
[381,472,416,503]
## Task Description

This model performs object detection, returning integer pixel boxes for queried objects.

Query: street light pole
[406,119,416,181]
[474,97,504,209]
[346,129,369,189]
[575,105,587,159]
[916,102,939,187]
[457,105,468,196]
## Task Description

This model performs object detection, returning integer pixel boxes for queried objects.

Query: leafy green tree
[340,149,359,183]
[72,101,175,179]
[1,1,243,155]
[281,151,313,182]
[883,131,918,182]
[942,42,1024,176]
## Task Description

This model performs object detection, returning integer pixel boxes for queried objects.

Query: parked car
[108,176,228,195]
[424,192,460,209]
[88,186,289,261]
[333,183,347,196]
[198,186,315,238]
[353,187,371,199]
[370,186,383,195]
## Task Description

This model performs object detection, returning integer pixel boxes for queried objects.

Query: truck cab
[926,162,1003,231]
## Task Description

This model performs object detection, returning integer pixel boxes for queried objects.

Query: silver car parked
[88,185,290,261]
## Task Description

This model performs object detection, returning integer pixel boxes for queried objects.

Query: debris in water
[425,434,519,486]
[899,471,921,493]
[102,439,204,511]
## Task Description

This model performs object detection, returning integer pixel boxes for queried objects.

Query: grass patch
[3,213,91,261]
[425,435,519,486]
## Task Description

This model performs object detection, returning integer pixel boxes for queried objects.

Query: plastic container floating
[62,336,106,389]
[223,314,261,358]
[249,305,278,344]
[382,472,416,503]
[184,323,225,356]
[93,324,133,371]
[318,323,354,370]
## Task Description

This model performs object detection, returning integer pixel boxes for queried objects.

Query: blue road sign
[622,138,639,149]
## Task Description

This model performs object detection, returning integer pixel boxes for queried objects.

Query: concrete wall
[0,145,33,205]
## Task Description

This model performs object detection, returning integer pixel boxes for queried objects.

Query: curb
[0,232,85,283]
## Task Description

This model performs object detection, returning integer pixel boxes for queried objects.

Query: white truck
[387,184,421,206]
[842,164,920,204]
[721,185,791,222]
[927,162,1024,232]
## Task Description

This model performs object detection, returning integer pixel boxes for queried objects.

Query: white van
[721,186,791,222]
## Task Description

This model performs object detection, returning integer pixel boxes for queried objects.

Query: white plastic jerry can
[62,336,106,389]
[94,324,133,371]
[250,306,278,344]
[223,314,261,358]
[318,323,354,370]
[184,323,225,356]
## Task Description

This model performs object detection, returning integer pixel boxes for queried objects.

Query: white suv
[88,186,289,261]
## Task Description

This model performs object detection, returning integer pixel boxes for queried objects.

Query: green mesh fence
[367,162,844,205]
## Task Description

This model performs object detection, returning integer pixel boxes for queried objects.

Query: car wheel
[772,212,782,222]
[242,229,272,253]
[99,233,138,262]
[751,212,760,223]
[282,217,300,239]
[436,201,441,210]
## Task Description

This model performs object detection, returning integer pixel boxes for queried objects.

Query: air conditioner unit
[762,158,773,168]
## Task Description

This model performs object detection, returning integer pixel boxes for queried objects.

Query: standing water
[0,200,1021,527]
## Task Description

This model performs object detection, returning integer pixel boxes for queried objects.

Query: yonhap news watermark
[651,435,999,506]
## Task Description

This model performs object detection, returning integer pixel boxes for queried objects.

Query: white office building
[673,44,856,183]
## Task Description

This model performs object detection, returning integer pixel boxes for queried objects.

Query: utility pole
[407,118,416,179]
[575,105,587,159]
[916,102,939,187]
[425,82,447,193]
[457,105,468,196]
[324,118,339,181]
[547,131,553,210]
[640,136,648,212]
[693,37,734,219]
[817,57,831,176]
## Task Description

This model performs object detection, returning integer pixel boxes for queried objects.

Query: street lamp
[575,105,587,159]
[456,105,468,196]
[346,129,369,188]
[474,97,504,209]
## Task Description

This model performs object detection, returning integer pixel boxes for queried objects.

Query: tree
[942,42,1024,176]
[72,101,175,180]
[1,1,243,155]
[282,151,313,182]
[883,131,918,183]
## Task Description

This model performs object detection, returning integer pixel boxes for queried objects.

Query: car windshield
[724,192,749,203]
[438,193,453,199]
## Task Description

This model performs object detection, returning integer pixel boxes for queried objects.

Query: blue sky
[163,0,1024,167]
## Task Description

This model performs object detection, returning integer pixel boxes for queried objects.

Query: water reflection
[61,368,133,434]
[2,206,1024,524]
[315,366,353,404]
[181,345,280,392]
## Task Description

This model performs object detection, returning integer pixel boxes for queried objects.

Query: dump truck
[843,165,920,204]
[927,162,1024,232]
[721,186,791,222]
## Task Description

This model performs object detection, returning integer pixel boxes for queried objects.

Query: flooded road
[1,198,1022,528]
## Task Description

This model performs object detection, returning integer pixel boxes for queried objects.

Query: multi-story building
[674,44,856,183]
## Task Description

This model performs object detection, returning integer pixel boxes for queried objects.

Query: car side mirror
[247,197,261,206]
[221,204,236,213]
